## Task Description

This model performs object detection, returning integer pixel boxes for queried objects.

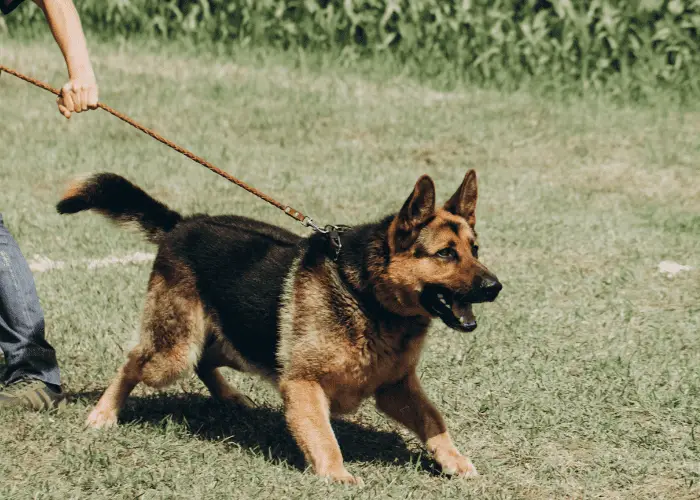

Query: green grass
[1,37,699,499]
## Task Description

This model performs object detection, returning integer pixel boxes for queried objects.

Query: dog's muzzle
[420,277,502,333]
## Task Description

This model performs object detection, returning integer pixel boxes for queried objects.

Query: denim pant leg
[0,214,61,387]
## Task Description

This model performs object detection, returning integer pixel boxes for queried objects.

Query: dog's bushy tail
[56,173,182,244]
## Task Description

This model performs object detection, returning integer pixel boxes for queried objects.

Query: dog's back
[58,174,303,373]
[161,214,301,370]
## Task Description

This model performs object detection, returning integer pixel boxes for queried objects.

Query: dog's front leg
[280,379,362,485]
[375,370,478,477]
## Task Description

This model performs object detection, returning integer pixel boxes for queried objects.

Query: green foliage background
[3,0,700,100]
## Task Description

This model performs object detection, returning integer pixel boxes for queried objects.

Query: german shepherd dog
[57,169,501,484]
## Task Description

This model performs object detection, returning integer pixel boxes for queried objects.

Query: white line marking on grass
[85,252,155,269]
[28,255,66,273]
[29,252,155,273]
[658,260,692,277]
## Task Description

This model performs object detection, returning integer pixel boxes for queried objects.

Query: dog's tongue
[452,301,476,326]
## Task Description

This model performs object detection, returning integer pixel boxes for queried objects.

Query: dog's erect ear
[393,175,436,251]
[444,169,478,227]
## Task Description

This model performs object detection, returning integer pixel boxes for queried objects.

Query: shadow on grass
[71,390,441,475]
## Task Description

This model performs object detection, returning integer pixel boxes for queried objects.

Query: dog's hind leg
[196,366,255,407]
[86,274,208,429]
[195,344,255,407]
[86,346,148,429]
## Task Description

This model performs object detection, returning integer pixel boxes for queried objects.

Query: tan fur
[86,352,141,429]
[376,208,484,320]
[280,379,361,484]
[61,180,85,201]
[196,367,254,407]
[377,372,477,476]
[280,259,429,414]
[276,256,302,373]
[87,269,210,428]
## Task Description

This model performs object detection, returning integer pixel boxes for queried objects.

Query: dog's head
[376,170,501,332]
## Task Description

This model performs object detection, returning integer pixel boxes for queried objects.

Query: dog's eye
[436,247,458,260]
[471,244,479,259]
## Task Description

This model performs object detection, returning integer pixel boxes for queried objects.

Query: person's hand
[57,72,98,118]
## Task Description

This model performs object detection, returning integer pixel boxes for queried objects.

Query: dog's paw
[320,468,364,486]
[435,449,478,478]
[329,474,364,486]
[218,391,256,408]
[85,406,118,429]
[231,393,256,408]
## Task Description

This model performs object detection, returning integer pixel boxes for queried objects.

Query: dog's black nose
[480,277,502,302]
[462,320,478,332]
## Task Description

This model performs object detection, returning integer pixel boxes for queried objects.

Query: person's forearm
[33,0,94,81]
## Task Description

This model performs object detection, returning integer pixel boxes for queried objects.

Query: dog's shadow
[71,390,441,475]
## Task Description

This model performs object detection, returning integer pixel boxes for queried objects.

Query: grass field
[1,37,699,499]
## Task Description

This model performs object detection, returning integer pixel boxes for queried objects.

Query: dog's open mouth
[420,285,477,332]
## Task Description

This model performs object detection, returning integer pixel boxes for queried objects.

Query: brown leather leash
[0,64,348,252]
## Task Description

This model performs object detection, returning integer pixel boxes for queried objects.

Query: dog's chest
[324,327,427,414]
[278,258,429,412]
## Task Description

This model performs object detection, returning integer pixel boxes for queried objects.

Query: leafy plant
[4,0,699,100]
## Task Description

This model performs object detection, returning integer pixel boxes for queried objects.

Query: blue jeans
[0,214,61,388]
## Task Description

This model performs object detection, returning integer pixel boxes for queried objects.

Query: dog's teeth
[460,316,465,323]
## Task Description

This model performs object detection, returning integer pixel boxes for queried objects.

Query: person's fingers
[80,85,89,112]
[58,102,71,119]
[71,84,82,113]
[61,82,75,112]
[87,85,98,109]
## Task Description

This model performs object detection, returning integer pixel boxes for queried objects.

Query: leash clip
[301,216,328,234]
[324,224,351,262]
[302,218,351,261]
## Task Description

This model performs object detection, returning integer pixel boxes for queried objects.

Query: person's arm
[33,0,98,118]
